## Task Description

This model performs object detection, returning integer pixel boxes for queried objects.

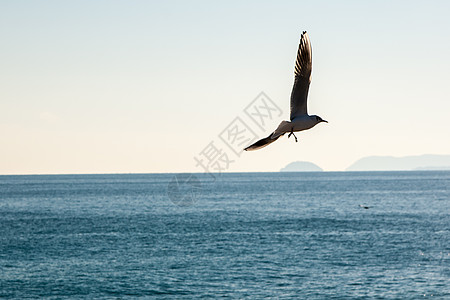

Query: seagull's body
[244,31,327,151]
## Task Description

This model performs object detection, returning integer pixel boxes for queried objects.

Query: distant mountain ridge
[280,161,323,172]
[346,154,450,171]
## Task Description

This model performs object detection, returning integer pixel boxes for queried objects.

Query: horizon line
[1,169,450,176]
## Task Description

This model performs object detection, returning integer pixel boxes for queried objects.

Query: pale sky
[1,0,450,174]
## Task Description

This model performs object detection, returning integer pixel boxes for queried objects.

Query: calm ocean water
[0,171,449,299]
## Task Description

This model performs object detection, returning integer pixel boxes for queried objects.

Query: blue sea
[0,171,449,299]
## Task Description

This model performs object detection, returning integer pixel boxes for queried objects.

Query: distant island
[280,161,323,172]
[346,154,450,171]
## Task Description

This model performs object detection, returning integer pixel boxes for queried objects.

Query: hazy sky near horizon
[1,0,450,174]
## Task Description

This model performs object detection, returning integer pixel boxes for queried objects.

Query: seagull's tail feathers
[244,132,283,151]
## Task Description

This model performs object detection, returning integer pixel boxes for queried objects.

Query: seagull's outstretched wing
[244,121,290,151]
[290,31,312,120]
[244,133,282,151]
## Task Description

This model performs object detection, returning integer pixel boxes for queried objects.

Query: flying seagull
[244,31,327,151]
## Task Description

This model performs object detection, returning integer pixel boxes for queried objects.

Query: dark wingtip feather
[243,133,281,151]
